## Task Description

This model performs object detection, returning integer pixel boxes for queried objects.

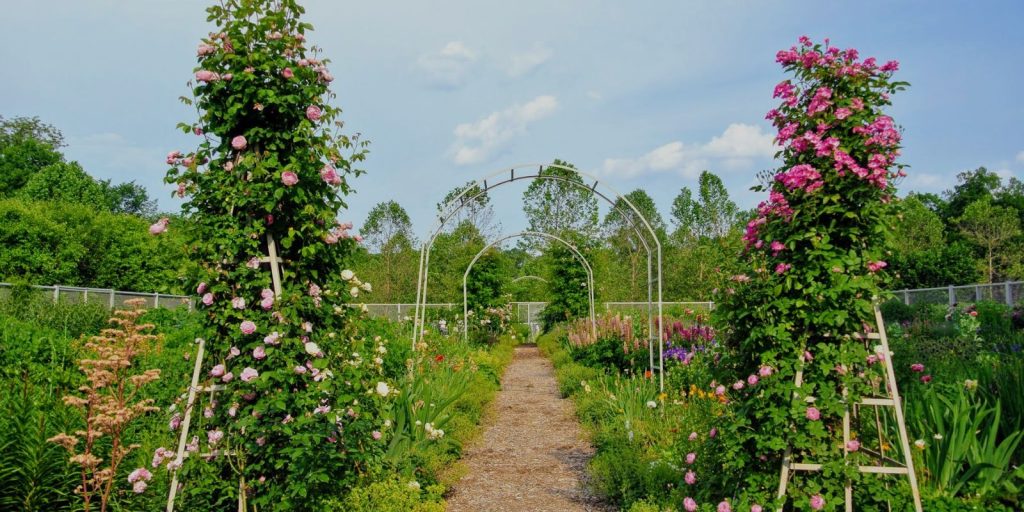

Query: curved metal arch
[510,275,548,284]
[462,231,596,343]
[412,163,665,391]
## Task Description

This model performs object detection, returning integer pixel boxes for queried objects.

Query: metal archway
[510,275,548,284]
[462,231,596,343]
[412,163,664,390]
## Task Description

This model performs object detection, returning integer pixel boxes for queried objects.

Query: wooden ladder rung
[860,397,895,406]
[850,332,882,340]
[789,462,909,475]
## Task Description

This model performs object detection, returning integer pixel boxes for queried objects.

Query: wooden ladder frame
[776,305,923,512]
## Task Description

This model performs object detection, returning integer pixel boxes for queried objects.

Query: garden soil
[446,344,611,512]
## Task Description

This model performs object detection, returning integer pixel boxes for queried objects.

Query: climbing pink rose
[228,346,240,359]
[867,260,888,273]
[240,367,259,382]
[806,407,821,421]
[260,296,274,310]
[210,364,226,377]
[709,427,717,438]
[207,429,224,445]
[775,262,792,274]
[231,297,246,309]
[747,374,759,386]
[306,105,322,121]
[685,470,696,485]
[166,150,182,164]
[240,320,257,335]
[197,44,216,56]
[253,346,266,360]
[810,494,825,510]
[231,135,247,150]
[372,431,382,440]
[847,440,861,452]
[715,385,726,396]
[910,363,925,372]
[294,365,307,374]
[282,67,294,78]
[688,431,698,441]
[281,171,299,186]
[920,375,932,383]
[751,506,763,512]
[732,380,744,391]
[320,165,341,185]
[683,497,697,512]
[149,218,169,235]
[759,365,773,377]
[264,332,281,345]
[201,293,214,306]
[221,371,234,383]
[195,70,219,83]
[717,501,731,512]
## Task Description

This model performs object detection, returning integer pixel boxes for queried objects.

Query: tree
[892,195,944,254]
[669,170,739,241]
[104,181,158,217]
[670,187,699,243]
[540,238,592,332]
[436,180,499,237]
[18,161,111,210]
[944,167,1002,221]
[521,159,599,238]
[601,188,665,300]
[957,198,1021,282]
[360,201,416,302]
[465,248,508,314]
[0,115,66,149]
[0,138,63,196]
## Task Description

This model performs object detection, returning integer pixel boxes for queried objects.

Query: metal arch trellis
[510,275,548,284]
[462,231,597,344]
[412,163,665,391]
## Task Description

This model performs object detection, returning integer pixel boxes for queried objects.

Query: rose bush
[161,1,386,510]
[712,37,911,509]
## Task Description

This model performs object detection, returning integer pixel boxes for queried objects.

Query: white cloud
[1016,151,1024,164]
[449,95,559,165]
[506,43,553,77]
[415,41,478,88]
[601,123,777,178]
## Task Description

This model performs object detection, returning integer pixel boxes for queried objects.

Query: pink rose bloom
[132,481,148,494]
[231,135,247,150]
[207,429,224,445]
[320,165,342,185]
[128,467,152,484]
[803,351,814,362]
[810,494,825,510]
[732,380,744,391]
[306,105,322,121]
[759,366,773,377]
[806,407,821,421]
[166,150,182,164]
[835,107,852,120]
[847,440,861,452]
[867,260,888,273]
[261,296,274,310]
[715,385,726,396]
[281,171,299,186]
[686,452,696,465]
[256,437,266,446]
[232,297,246,309]
[709,427,717,438]
[372,431,382,440]
[752,506,763,512]
[246,257,260,269]
[264,332,281,345]
[240,321,257,335]
[221,371,234,383]
[240,367,259,382]
[203,407,213,418]
[910,363,924,372]
[210,364,226,377]
[253,346,266,360]
[770,240,784,255]
[684,470,696,485]
[149,218,169,235]
[201,293,214,306]
[282,67,294,78]
[775,263,792,274]
[195,70,219,83]
[718,501,732,512]
[747,374,759,386]
[228,346,240,359]
[224,161,235,172]
[684,497,698,512]
[920,375,932,383]
[169,413,181,431]
[197,44,216,56]
[354,234,364,243]
[294,365,307,374]
[688,431,698,441]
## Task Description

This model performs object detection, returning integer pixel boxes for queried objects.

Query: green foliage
[18,161,112,210]
[323,478,445,512]
[540,240,592,332]
[521,160,599,239]
[956,198,1021,282]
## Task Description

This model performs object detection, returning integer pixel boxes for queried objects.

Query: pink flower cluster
[324,220,361,244]
[776,164,823,193]
[320,165,342,186]
[128,467,153,494]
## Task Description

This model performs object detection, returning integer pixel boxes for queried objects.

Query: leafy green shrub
[323,478,445,512]
[881,297,913,324]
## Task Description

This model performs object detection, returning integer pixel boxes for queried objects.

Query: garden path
[446,344,610,512]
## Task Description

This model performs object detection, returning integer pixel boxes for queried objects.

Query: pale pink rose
[132,481,148,494]
[193,126,203,136]
[306,105,322,121]
[221,371,234,383]
[294,365,307,374]
[281,171,299,186]
[177,182,187,197]
[201,293,214,306]
[256,437,266,446]
[240,367,259,382]
[685,470,696,485]
[324,233,339,244]
[810,495,825,510]
[298,59,309,67]
[166,150,182,164]
[231,135,247,150]
[169,413,181,431]
[207,429,224,445]
[309,284,321,297]
[210,364,226,377]
[354,235,364,243]
[253,346,266,360]
[224,161,235,172]
[264,332,281,345]
[128,467,152,484]
[847,440,861,452]
[320,165,342,185]
[717,501,731,512]
[203,407,213,418]
[688,431,698,441]
[372,431,382,440]
[751,506,763,512]
[684,497,697,512]
[732,380,744,391]
[222,73,233,81]
[715,385,726,396]
[261,288,274,299]
[232,297,246,309]
[260,296,274,310]
[686,452,696,464]
[240,321,257,335]
[282,67,294,78]
[246,257,260,269]
[747,374,759,386]
[806,407,821,421]
[149,218,169,235]
[195,70,219,83]
[758,366,773,377]
[197,44,216,56]
[228,346,240,359]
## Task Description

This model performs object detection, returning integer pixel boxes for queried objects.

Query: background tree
[436,180,499,237]
[957,198,1021,282]
[943,167,1002,221]
[521,159,599,238]
[465,248,508,314]
[359,200,417,302]
[601,188,665,300]
[103,181,158,217]
[0,118,64,196]
[540,238,592,332]
[18,161,112,210]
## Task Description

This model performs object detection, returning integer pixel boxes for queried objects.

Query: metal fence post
[155,293,161,308]
[948,286,955,306]
[976,285,982,302]
[53,286,60,303]
[902,290,910,305]
[1007,282,1014,307]
[109,290,116,309]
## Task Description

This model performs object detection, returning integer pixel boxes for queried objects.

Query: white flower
[341,269,354,281]
[914,439,926,449]
[304,341,322,357]
[375,381,390,397]
[964,379,978,390]
[350,286,360,298]
[361,282,372,292]
[376,345,387,354]
[646,400,658,409]
[933,433,943,440]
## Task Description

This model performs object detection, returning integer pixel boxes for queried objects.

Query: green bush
[881,297,913,324]
[324,478,445,512]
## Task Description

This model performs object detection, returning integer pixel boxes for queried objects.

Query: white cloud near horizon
[506,43,552,77]
[415,41,478,89]
[601,123,777,179]
[449,95,559,165]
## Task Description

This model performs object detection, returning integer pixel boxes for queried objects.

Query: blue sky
[2,0,1022,238]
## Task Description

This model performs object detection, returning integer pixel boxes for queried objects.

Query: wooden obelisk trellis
[776,304,923,512]
[166,234,285,512]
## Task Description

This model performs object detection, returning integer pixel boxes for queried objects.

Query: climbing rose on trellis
[163,1,389,510]
[711,37,910,510]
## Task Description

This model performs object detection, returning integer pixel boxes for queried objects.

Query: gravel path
[446,344,610,512]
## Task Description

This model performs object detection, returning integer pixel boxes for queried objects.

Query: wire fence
[0,283,194,310]
[894,281,1022,307]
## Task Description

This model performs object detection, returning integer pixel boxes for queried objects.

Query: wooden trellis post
[166,234,284,512]
[776,304,923,512]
